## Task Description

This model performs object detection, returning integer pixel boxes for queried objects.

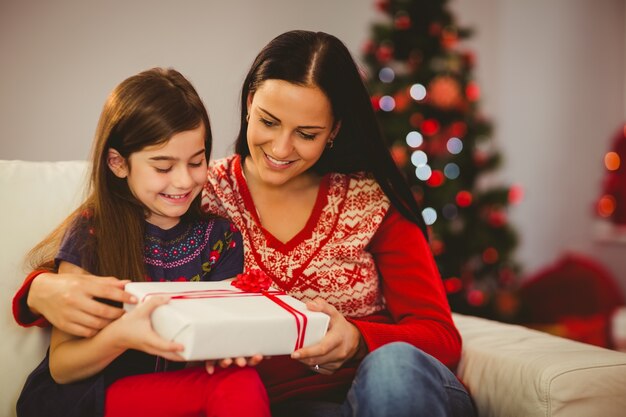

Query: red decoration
[370,94,381,111]
[421,118,440,136]
[597,124,626,224]
[508,185,524,205]
[456,190,472,207]
[394,13,411,30]
[465,82,480,101]
[390,144,408,168]
[444,277,463,293]
[427,76,463,110]
[426,170,445,187]
[231,269,273,293]
[482,247,499,264]
[441,27,458,49]
[393,90,411,111]
[448,121,467,137]
[376,44,394,63]
[409,112,423,128]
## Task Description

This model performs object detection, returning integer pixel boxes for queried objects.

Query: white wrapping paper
[124,281,330,361]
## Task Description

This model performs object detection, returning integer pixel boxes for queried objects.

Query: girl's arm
[13,269,137,336]
[49,261,184,384]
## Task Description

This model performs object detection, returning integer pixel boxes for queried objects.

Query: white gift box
[124,281,330,361]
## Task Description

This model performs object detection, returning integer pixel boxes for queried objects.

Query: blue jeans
[272,342,476,417]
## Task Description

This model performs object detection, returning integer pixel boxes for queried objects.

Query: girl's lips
[264,152,296,170]
[160,191,192,203]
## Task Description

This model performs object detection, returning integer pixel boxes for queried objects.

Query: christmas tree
[363,0,522,321]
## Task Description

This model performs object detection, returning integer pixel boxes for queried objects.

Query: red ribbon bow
[231,269,273,292]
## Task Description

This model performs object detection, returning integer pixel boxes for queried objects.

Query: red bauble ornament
[376,44,394,63]
[428,76,463,110]
[421,119,440,136]
[394,13,411,30]
[426,170,445,187]
[465,82,481,101]
[456,191,473,207]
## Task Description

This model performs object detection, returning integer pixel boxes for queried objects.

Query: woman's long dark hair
[235,30,427,235]
[27,68,212,281]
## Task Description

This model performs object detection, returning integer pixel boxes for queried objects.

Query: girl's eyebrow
[149,149,205,161]
[258,107,326,130]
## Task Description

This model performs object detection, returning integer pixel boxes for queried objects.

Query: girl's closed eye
[154,166,172,173]
[189,160,205,168]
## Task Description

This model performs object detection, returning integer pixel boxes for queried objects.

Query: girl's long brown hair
[27,68,212,281]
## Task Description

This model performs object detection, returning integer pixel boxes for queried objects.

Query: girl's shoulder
[206,215,239,236]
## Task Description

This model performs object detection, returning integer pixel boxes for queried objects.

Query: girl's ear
[107,148,128,178]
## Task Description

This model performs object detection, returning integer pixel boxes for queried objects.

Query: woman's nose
[272,131,294,158]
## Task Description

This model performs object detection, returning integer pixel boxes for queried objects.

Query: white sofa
[2,160,626,417]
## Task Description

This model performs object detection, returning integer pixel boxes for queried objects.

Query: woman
[14,31,475,417]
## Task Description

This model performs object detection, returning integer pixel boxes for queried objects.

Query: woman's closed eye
[260,117,276,127]
[297,130,317,140]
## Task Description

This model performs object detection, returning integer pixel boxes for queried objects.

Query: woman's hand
[290,298,365,375]
[28,272,137,337]
[204,355,265,374]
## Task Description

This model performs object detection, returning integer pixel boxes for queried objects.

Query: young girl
[16,68,270,417]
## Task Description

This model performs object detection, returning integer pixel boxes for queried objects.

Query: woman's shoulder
[208,154,238,176]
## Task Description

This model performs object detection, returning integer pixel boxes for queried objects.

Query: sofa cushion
[0,160,88,417]
[454,313,626,417]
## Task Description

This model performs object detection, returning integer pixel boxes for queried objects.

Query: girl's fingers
[205,360,216,374]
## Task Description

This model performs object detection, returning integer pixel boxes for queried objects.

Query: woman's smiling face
[245,79,338,187]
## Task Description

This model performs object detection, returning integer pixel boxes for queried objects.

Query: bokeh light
[411,150,428,167]
[422,207,438,225]
[444,163,460,179]
[410,83,427,100]
[406,131,424,148]
[446,137,463,154]
[379,95,396,112]
[605,151,621,171]
[379,67,395,83]
[415,164,433,181]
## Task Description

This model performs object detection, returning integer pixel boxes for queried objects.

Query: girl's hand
[290,298,365,375]
[28,272,137,338]
[204,354,265,374]
[110,296,185,361]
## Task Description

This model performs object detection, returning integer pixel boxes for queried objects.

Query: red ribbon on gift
[141,287,309,351]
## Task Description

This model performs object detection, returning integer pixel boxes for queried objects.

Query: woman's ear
[330,120,342,140]
[246,93,254,117]
[107,148,128,178]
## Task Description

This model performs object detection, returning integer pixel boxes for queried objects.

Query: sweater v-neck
[233,155,331,252]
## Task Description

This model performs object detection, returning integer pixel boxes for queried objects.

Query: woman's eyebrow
[258,107,326,130]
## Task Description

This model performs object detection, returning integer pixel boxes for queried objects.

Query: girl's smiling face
[108,124,207,229]
[245,79,339,187]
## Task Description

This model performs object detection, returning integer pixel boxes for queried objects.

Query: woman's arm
[352,207,462,367]
[48,262,184,383]
[12,269,137,337]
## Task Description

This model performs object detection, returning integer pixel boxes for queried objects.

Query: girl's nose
[172,167,194,189]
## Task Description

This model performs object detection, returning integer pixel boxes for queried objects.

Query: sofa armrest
[453,313,626,417]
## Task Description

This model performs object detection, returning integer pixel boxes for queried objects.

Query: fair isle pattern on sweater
[202,155,390,318]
